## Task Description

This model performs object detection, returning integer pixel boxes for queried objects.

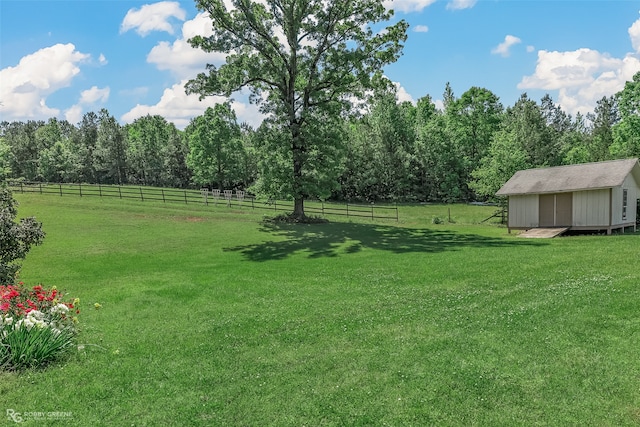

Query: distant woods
[1,73,639,203]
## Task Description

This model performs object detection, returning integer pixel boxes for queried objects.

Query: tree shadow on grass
[224,222,545,262]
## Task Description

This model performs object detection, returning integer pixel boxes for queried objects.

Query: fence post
[118,186,122,199]
[99,184,102,197]
[251,197,254,210]
[139,187,144,201]
[346,203,349,218]
[39,182,42,194]
[371,203,374,220]
[59,183,62,196]
[162,189,166,203]
[322,201,325,217]
[79,183,82,197]
[396,202,399,222]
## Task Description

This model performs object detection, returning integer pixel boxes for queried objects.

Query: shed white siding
[612,186,623,226]
[612,174,639,225]
[626,173,639,224]
[573,189,609,227]
[508,195,538,228]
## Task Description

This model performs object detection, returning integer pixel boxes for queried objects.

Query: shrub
[0,185,45,285]
[1,283,79,370]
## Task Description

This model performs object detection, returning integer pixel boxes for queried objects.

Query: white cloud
[394,81,415,104]
[120,1,186,36]
[517,18,640,116]
[491,35,522,57]
[519,49,622,90]
[121,80,265,129]
[526,45,535,53]
[413,25,429,33]
[0,43,89,121]
[65,86,110,124]
[446,0,477,10]
[383,0,437,13]
[147,39,225,78]
[147,12,226,79]
[79,86,110,104]
[630,18,640,53]
[98,53,108,65]
[181,11,214,40]
[519,49,640,116]
[64,104,84,124]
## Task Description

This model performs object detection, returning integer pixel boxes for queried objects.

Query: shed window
[623,189,628,220]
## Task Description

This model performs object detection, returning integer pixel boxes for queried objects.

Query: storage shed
[496,158,640,234]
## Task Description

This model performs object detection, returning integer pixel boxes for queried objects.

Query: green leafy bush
[0,185,45,285]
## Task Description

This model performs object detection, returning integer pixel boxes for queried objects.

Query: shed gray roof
[496,158,640,196]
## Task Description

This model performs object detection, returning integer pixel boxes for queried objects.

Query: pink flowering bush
[1,283,80,370]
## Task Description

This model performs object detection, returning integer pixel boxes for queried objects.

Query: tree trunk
[293,196,304,219]
[290,118,306,220]
[291,150,306,219]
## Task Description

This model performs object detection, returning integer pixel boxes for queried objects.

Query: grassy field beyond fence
[2,193,639,426]
[8,181,399,221]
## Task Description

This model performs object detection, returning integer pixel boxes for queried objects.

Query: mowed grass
[2,194,640,426]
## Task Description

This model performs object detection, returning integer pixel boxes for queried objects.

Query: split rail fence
[8,181,398,221]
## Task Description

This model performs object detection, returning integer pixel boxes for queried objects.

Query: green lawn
[3,194,640,426]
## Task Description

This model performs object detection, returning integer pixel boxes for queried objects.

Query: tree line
[1,73,639,203]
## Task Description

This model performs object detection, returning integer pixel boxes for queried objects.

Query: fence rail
[8,181,398,221]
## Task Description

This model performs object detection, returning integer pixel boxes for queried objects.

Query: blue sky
[1,0,639,129]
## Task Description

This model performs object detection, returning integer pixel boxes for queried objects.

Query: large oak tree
[186,0,408,219]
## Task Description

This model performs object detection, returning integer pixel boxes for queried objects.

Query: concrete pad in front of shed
[518,227,570,238]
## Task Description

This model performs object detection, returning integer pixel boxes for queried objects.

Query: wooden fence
[8,181,398,221]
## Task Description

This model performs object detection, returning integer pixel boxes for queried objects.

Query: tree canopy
[2,72,640,208]
[186,104,244,189]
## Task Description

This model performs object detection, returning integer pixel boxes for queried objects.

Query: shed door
[555,193,572,226]
[539,193,573,227]
[539,194,555,227]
